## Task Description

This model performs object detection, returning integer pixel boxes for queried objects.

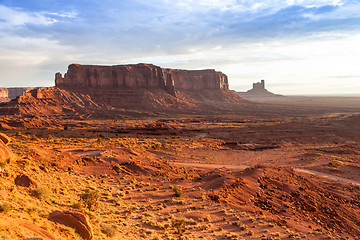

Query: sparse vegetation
[32,187,49,199]
[79,188,100,211]
[172,218,186,234]
[0,112,359,239]
[0,203,11,214]
[101,224,117,237]
[172,185,183,197]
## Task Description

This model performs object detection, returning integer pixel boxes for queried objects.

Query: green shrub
[172,218,186,234]
[80,188,100,211]
[172,185,183,198]
[32,187,49,199]
[0,203,11,213]
[71,202,82,209]
[101,224,117,237]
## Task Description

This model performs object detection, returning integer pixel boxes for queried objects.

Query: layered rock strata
[55,63,229,97]
[0,88,35,102]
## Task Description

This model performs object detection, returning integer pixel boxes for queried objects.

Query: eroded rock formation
[55,63,229,96]
[53,63,239,111]
[0,88,35,102]
[0,133,15,163]
[252,80,265,91]
[236,80,283,98]
[0,64,244,116]
[48,211,93,240]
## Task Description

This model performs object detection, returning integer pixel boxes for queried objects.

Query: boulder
[0,134,15,163]
[48,210,93,240]
[14,174,36,187]
[0,133,11,145]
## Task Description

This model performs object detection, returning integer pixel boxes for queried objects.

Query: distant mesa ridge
[0,87,35,102]
[55,63,229,96]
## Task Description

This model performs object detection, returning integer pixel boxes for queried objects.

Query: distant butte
[236,80,283,99]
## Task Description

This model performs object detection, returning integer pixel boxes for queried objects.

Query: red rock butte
[55,63,229,96]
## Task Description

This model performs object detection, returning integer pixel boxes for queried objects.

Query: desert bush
[71,202,82,209]
[172,218,186,234]
[0,161,7,168]
[0,231,12,240]
[161,142,168,149]
[0,203,11,213]
[172,185,183,197]
[17,159,30,169]
[32,187,49,199]
[203,215,211,222]
[30,135,39,141]
[101,224,117,237]
[79,188,100,211]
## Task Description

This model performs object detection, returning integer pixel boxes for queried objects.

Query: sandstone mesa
[55,63,229,96]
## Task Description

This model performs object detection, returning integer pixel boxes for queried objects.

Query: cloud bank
[0,0,359,94]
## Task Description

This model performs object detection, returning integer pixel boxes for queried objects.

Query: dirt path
[173,162,248,170]
[295,168,360,186]
[172,161,360,186]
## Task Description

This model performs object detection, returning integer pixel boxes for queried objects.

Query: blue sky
[0,0,360,95]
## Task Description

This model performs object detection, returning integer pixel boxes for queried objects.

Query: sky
[0,0,360,95]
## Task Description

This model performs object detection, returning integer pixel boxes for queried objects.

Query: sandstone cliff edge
[55,63,229,97]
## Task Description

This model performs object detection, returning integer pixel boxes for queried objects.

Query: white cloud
[0,1,359,94]
[46,12,78,19]
[163,0,345,13]
[121,32,360,95]
[0,5,56,27]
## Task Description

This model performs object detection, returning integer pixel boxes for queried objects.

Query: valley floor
[0,109,359,239]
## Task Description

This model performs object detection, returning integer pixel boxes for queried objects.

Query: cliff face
[0,88,34,102]
[55,64,229,95]
[52,63,243,112]
[0,88,9,102]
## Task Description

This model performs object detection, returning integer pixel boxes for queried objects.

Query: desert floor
[0,98,359,240]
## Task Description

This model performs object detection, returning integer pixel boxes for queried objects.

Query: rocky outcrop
[0,64,244,117]
[0,133,11,145]
[252,80,265,92]
[55,63,229,95]
[15,174,36,187]
[236,80,283,99]
[0,88,35,102]
[0,88,8,102]
[0,133,15,163]
[0,87,122,117]
[48,210,93,240]
[0,141,13,163]
[54,64,239,111]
